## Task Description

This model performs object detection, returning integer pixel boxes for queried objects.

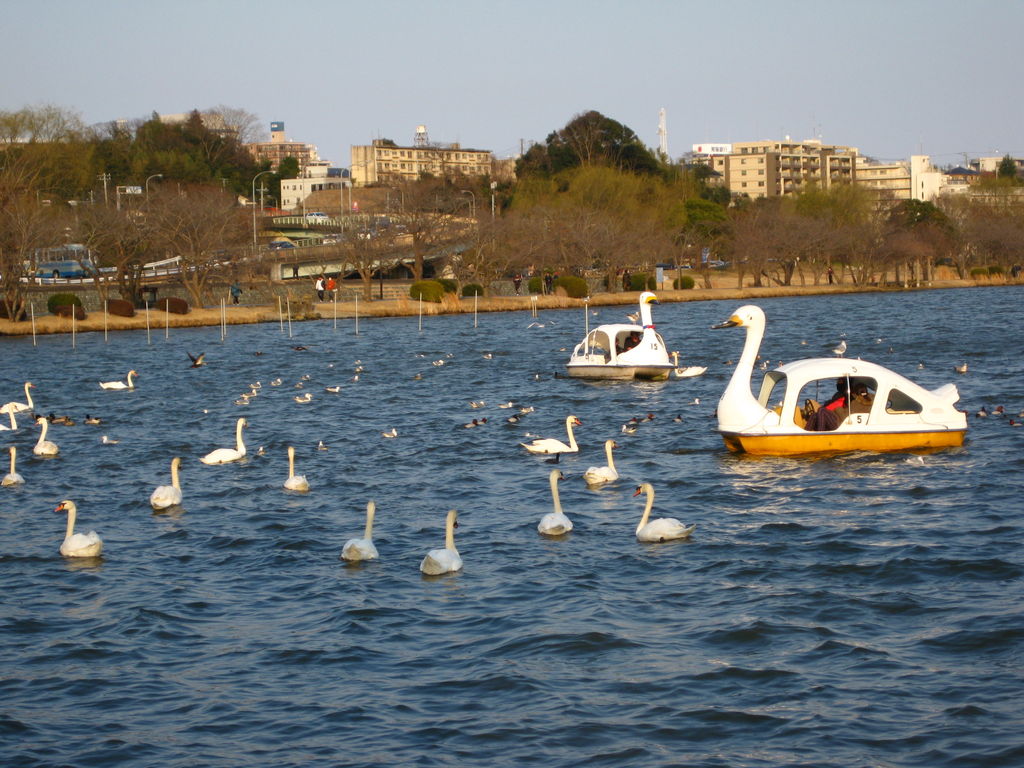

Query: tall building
[350,126,493,186]
[692,138,858,199]
[854,157,912,202]
[246,121,320,172]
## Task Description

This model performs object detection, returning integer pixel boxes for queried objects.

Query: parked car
[304,212,329,223]
[268,241,297,250]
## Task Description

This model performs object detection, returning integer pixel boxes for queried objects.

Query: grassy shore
[0,276,999,337]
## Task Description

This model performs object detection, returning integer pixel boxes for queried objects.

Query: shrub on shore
[410,280,445,303]
[554,275,588,298]
[674,275,695,289]
[461,283,484,297]
[47,293,83,315]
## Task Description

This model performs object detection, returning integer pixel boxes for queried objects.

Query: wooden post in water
[220,299,226,342]
[30,303,36,347]
[286,296,293,338]
[165,303,170,340]
[145,301,151,345]
[277,295,284,333]
[72,308,76,350]
[333,292,337,330]
[531,295,538,318]
[354,294,360,336]
[103,300,108,343]
[418,296,423,332]
[473,292,478,328]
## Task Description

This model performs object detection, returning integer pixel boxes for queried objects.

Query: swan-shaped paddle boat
[583,439,619,486]
[520,415,582,454]
[283,445,310,492]
[566,292,677,380]
[537,469,573,535]
[33,416,59,456]
[1,382,35,414]
[200,418,247,464]
[150,457,183,509]
[341,501,379,561]
[2,446,25,486]
[55,500,103,558]
[420,509,462,575]
[633,483,695,542]
[99,370,138,390]
[711,304,968,455]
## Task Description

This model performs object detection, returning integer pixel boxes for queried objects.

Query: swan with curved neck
[2,446,25,486]
[520,415,582,454]
[341,501,379,561]
[283,445,310,492]
[633,483,695,542]
[99,370,138,390]
[538,469,573,535]
[200,418,247,464]
[55,500,103,557]
[420,509,462,575]
[583,440,619,486]
[33,416,59,456]
[711,305,774,432]
[150,457,183,509]
[1,382,35,414]
[0,409,17,431]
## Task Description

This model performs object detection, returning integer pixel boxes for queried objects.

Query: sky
[4,0,1023,168]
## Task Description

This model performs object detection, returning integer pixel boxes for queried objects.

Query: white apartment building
[351,126,493,186]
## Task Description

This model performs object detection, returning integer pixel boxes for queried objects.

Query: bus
[31,244,97,279]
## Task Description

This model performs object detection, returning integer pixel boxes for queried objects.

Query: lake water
[1,286,1022,767]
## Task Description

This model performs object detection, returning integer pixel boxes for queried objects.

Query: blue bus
[32,244,97,279]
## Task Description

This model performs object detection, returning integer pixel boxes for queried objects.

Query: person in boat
[849,380,874,413]
[618,331,642,354]
[804,379,850,431]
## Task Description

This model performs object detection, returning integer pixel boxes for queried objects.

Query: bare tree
[148,185,249,306]
[74,203,157,305]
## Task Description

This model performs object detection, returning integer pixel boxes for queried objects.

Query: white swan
[1,382,35,414]
[200,418,247,464]
[583,439,619,486]
[150,457,183,509]
[420,509,462,575]
[341,501,379,561]
[283,445,310,492]
[33,416,59,456]
[55,500,103,557]
[2,446,25,486]
[99,369,138,390]
[520,415,582,454]
[538,469,573,535]
[633,483,695,542]
[0,409,17,431]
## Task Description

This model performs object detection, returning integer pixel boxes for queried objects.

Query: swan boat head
[711,304,968,455]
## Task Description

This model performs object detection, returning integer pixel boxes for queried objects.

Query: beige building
[246,121,320,172]
[351,126,493,186]
[854,157,912,202]
[694,138,858,199]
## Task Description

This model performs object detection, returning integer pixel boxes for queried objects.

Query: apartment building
[246,121,320,172]
[351,126,493,186]
[693,138,858,199]
[279,161,349,212]
[854,156,912,201]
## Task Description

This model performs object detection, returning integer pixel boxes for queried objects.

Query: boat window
[885,388,922,415]
[757,371,786,408]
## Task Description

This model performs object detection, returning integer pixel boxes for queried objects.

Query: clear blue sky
[5,0,1022,168]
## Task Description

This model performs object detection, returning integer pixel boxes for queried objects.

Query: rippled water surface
[2,287,1022,767]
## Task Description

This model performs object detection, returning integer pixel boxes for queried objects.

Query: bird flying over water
[188,352,206,368]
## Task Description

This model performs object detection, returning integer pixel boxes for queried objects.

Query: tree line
[3,104,1023,319]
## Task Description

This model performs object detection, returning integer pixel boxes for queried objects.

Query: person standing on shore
[326,276,337,301]
[827,266,835,285]
[230,282,242,304]
[513,274,522,295]
[315,275,325,302]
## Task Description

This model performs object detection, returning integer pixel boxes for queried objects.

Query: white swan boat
[711,304,968,455]
[566,292,676,380]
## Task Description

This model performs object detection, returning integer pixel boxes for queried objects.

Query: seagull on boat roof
[188,352,206,368]
[832,339,847,357]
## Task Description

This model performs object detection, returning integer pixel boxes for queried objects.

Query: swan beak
[632,486,643,497]
[711,316,741,329]
[54,502,66,512]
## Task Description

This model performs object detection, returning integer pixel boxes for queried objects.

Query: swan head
[632,485,645,497]
[712,304,765,330]
[567,415,582,427]
[549,468,564,482]
[55,499,76,514]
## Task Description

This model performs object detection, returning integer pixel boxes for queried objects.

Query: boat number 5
[853,414,866,424]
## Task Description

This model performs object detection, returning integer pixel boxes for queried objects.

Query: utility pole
[97,173,110,205]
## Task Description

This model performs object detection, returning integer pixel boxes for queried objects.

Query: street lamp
[461,189,476,218]
[252,170,274,247]
[490,181,497,220]
[145,173,163,196]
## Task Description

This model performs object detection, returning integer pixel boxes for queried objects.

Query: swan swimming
[583,439,619,486]
[2,446,25,486]
[420,509,462,575]
[633,483,695,542]
[0,409,17,431]
[520,415,582,454]
[200,418,247,464]
[283,445,310,492]
[33,417,59,456]
[99,370,139,390]
[537,469,573,535]
[55,500,103,558]
[1,382,35,414]
[150,457,183,509]
[341,501,379,561]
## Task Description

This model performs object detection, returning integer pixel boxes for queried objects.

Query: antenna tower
[658,108,668,158]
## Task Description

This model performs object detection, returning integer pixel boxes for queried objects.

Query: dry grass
[0,277,987,337]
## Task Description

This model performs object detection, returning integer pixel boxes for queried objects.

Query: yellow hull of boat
[721,429,966,455]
